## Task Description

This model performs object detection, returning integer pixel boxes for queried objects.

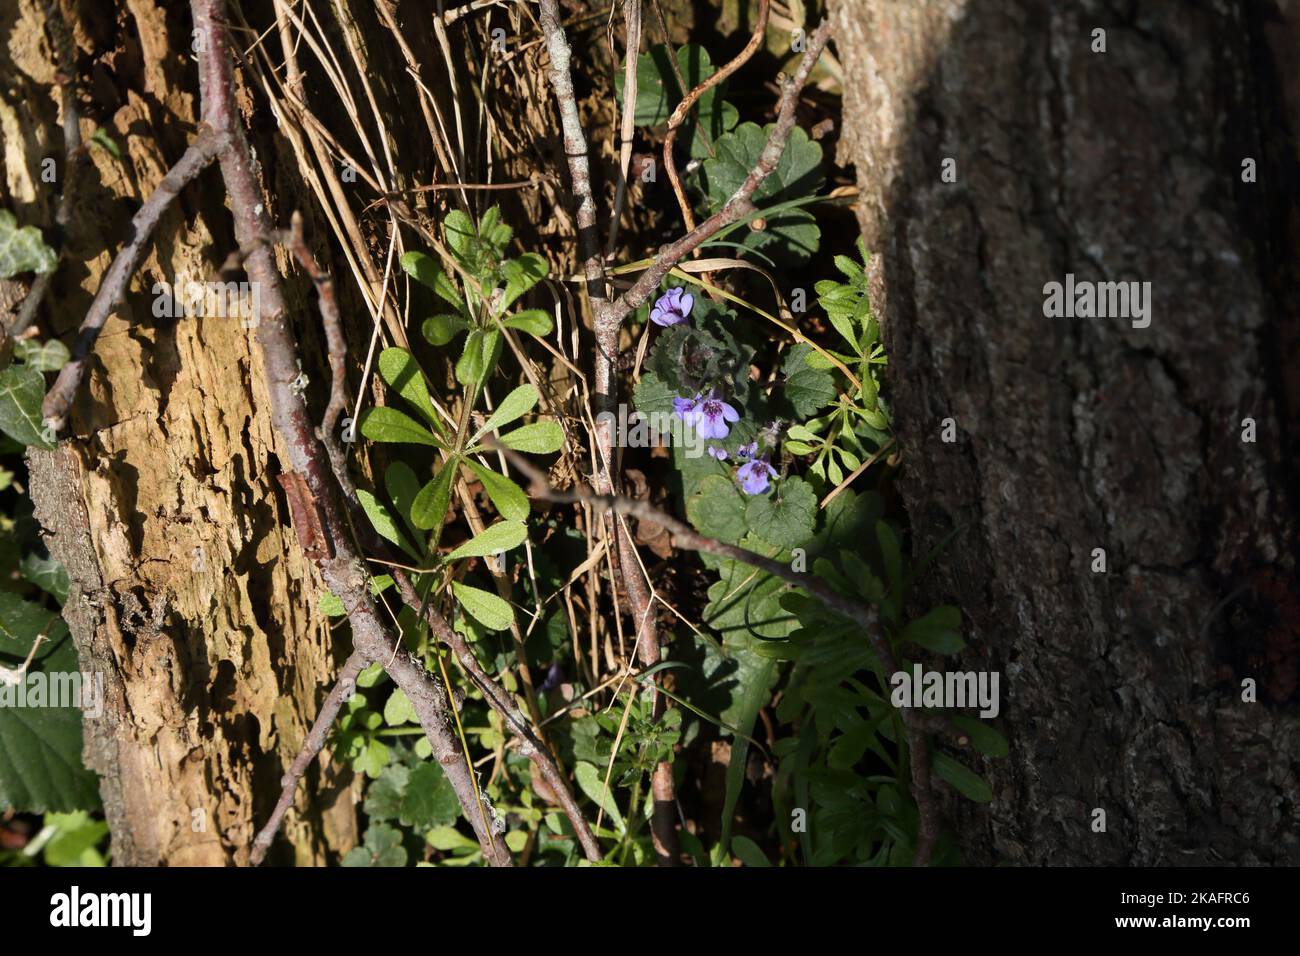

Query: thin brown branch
[41,128,225,431]
[662,0,769,237]
[191,0,510,865]
[389,568,604,862]
[250,650,367,866]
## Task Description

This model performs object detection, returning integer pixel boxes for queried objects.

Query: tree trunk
[5,0,357,865]
[833,0,1300,863]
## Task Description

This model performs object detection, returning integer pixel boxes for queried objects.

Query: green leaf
[422,313,468,346]
[0,593,99,812]
[631,369,680,418]
[40,811,109,866]
[90,129,121,160]
[443,210,476,260]
[20,553,69,604]
[385,462,423,539]
[13,339,70,373]
[318,575,394,617]
[0,365,53,448]
[932,752,993,803]
[400,250,462,309]
[782,343,837,417]
[503,309,553,336]
[358,489,419,560]
[399,762,459,829]
[731,834,772,867]
[472,384,538,444]
[447,520,527,562]
[451,581,513,632]
[426,825,478,851]
[378,347,439,427]
[382,689,418,726]
[455,329,504,387]
[500,254,548,312]
[0,210,57,277]
[900,606,965,654]
[616,45,738,153]
[359,406,442,447]
[574,761,624,834]
[951,716,1009,758]
[744,477,816,548]
[411,463,457,532]
[496,420,564,454]
[686,474,748,546]
[342,822,406,866]
[465,460,530,521]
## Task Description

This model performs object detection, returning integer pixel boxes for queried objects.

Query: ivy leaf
[0,210,57,277]
[359,406,443,448]
[503,309,553,336]
[378,348,439,428]
[411,463,457,532]
[465,460,530,521]
[451,581,513,632]
[782,343,837,417]
[616,44,738,155]
[20,553,69,604]
[13,339,70,373]
[744,477,816,548]
[471,384,538,444]
[496,420,564,454]
[0,365,53,448]
[0,594,99,812]
[446,520,527,561]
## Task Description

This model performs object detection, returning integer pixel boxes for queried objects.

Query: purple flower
[673,393,701,421]
[737,458,777,495]
[691,391,740,440]
[736,441,758,461]
[650,287,694,327]
[707,445,728,461]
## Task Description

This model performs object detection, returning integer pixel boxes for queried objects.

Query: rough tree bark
[833,0,1300,863]
[5,0,357,865]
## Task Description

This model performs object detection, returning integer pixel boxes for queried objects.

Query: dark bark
[833,0,1300,863]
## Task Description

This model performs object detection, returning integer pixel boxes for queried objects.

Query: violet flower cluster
[654,287,778,496]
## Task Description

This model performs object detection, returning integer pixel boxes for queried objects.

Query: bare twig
[41,128,225,431]
[250,650,367,866]
[191,0,510,865]
[605,0,641,256]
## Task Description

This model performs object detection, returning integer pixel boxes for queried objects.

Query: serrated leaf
[471,384,538,444]
[496,420,564,454]
[378,347,439,427]
[412,463,457,532]
[782,343,836,417]
[0,210,57,277]
[446,520,527,561]
[686,474,748,546]
[359,406,442,447]
[744,477,816,547]
[616,44,737,151]
[399,762,459,829]
[0,365,53,448]
[451,581,513,632]
[465,460,530,521]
